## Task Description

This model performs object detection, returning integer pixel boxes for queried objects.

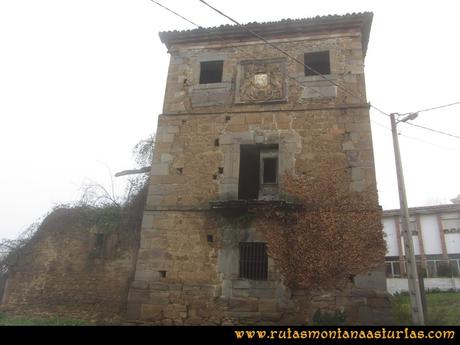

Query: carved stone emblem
[235,59,286,104]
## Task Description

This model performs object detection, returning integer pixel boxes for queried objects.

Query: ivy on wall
[254,168,386,290]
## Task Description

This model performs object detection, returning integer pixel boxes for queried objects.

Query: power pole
[390,112,425,325]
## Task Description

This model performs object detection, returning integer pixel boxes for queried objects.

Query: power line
[400,121,460,140]
[198,1,359,98]
[375,109,460,140]
[400,132,460,154]
[150,0,390,111]
[400,101,460,115]
[149,0,332,99]
[198,0,393,119]
[153,0,459,142]
[370,117,460,153]
[150,0,203,28]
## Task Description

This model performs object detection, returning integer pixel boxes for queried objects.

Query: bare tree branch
[115,166,151,177]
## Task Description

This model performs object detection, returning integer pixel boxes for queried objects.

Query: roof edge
[159,12,373,56]
[383,204,460,217]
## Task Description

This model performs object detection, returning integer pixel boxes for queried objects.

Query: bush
[312,309,347,325]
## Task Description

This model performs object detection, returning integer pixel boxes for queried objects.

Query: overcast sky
[1,0,459,241]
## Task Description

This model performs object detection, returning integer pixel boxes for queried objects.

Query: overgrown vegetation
[0,313,92,326]
[254,165,386,290]
[392,291,460,325]
[312,309,347,325]
[0,134,154,278]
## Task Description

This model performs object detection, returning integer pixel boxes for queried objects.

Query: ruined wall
[1,207,140,322]
[127,22,392,325]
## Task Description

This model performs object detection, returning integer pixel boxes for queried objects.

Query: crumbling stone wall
[0,208,139,321]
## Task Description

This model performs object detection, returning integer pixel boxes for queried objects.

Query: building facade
[126,13,392,325]
[383,204,460,293]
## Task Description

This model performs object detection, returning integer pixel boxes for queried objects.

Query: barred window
[239,242,268,280]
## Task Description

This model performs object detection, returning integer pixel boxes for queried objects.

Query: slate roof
[159,12,373,56]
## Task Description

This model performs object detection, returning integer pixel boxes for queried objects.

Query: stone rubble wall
[0,208,139,322]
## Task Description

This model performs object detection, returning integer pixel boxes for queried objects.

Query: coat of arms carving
[235,59,287,104]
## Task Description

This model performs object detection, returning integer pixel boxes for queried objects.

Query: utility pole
[390,112,425,325]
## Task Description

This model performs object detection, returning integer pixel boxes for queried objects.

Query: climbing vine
[254,167,386,290]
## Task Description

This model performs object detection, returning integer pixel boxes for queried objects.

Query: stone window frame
[199,60,224,84]
[218,130,300,201]
[218,224,279,299]
[190,53,233,107]
[192,53,232,91]
[295,47,338,100]
[295,47,337,82]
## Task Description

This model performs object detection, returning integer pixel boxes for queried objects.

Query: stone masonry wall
[127,25,392,324]
[1,208,139,322]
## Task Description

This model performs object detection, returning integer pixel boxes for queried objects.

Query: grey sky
[1,0,459,241]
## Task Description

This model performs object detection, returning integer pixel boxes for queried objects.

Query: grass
[0,313,92,326]
[392,291,460,325]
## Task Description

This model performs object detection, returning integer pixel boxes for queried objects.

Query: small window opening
[218,167,224,174]
[95,233,104,250]
[182,120,187,125]
[213,174,217,180]
[262,158,277,184]
[225,116,231,122]
[159,270,167,278]
[239,242,268,280]
[214,138,220,147]
[199,60,223,84]
[304,51,330,76]
[238,144,278,200]
[176,168,183,175]
[207,235,214,243]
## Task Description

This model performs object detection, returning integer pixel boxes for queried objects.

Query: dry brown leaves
[254,167,386,290]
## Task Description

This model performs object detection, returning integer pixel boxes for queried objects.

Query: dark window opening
[95,233,104,250]
[238,144,278,200]
[239,242,268,280]
[263,158,277,184]
[176,168,183,175]
[207,235,214,243]
[214,138,219,147]
[159,270,167,278]
[304,51,330,76]
[238,145,260,200]
[199,60,223,84]
[218,167,224,174]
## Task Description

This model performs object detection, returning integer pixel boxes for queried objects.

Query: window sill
[192,82,231,91]
[296,73,337,83]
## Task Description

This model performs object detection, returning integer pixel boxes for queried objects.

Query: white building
[382,203,460,293]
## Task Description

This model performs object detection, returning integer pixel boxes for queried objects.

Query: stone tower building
[127,13,391,325]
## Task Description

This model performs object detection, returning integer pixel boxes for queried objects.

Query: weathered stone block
[229,297,258,312]
[128,289,150,303]
[151,163,169,176]
[141,304,163,320]
[126,303,141,320]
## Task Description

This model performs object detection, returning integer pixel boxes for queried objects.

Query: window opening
[199,60,223,84]
[304,51,330,76]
